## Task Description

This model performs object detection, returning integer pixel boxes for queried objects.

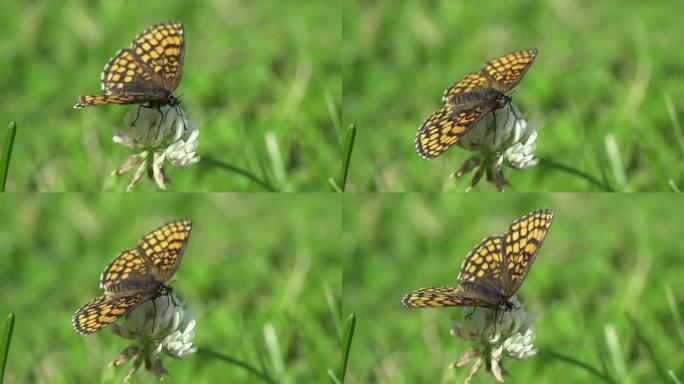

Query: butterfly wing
[441,72,493,105]
[100,48,168,97]
[415,103,494,159]
[482,49,537,93]
[502,209,554,296]
[99,248,154,292]
[137,219,192,282]
[130,21,185,92]
[72,291,155,334]
[402,286,497,308]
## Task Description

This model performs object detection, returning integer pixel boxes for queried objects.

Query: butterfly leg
[464,307,477,319]
[131,104,144,127]
[151,296,159,333]
[175,104,187,132]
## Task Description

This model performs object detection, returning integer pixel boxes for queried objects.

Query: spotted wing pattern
[402,286,497,308]
[502,209,554,294]
[415,103,492,159]
[483,49,537,92]
[457,235,505,285]
[100,49,165,95]
[130,21,185,92]
[74,21,184,109]
[138,219,192,282]
[75,94,153,108]
[442,72,492,104]
[402,209,553,310]
[99,248,152,291]
[416,49,537,159]
[72,291,155,334]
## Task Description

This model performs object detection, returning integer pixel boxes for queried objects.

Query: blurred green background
[0,194,340,383]
[342,194,684,382]
[342,0,684,192]
[0,0,341,192]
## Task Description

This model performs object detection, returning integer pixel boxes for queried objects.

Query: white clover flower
[452,104,539,192]
[109,291,197,383]
[449,298,537,383]
[112,104,200,191]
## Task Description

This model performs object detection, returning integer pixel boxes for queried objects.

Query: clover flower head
[112,104,200,191]
[449,297,537,383]
[452,104,539,192]
[109,291,197,382]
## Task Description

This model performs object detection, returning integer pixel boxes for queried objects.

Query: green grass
[0,1,341,192]
[0,195,340,383]
[342,0,684,191]
[342,194,684,382]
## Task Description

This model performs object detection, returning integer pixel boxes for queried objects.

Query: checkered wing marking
[100,49,167,96]
[72,291,154,334]
[74,94,153,108]
[482,49,537,93]
[457,235,506,289]
[502,209,554,295]
[131,21,185,92]
[415,103,493,159]
[402,286,496,308]
[442,72,492,105]
[138,219,192,282]
[99,248,152,291]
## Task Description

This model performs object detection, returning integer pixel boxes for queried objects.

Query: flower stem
[196,347,277,384]
[536,156,614,191]
[539,349,617,384]
[0,121,17,192]
[201,157,277,192]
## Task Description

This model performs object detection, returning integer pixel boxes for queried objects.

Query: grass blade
[627,314,671,383]
[0,121,17,192]
[1,313,16,384]
[197,347,276,384]
[539,349,616,384]
[537,156,614,191]
[339,313,356,382]
[338,124,356,192]
[201,156,277,192]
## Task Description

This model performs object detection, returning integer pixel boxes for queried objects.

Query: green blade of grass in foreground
[338,124,356,192]
[339,313,356,382]
[1,313,16,384]
[0,121,17,192]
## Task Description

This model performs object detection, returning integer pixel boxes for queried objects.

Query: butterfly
[415,49,538,159]
[74,21,185,122]
[402,209,553,312]
[72,219,192,334]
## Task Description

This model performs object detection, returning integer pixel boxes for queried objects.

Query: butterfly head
[495,93,512,109]
[499,298,515,312]
[167,95,181,107]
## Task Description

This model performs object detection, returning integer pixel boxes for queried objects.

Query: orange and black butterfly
[72,219,192,334]
[74,21,185,112]
[402,209,553,311]
[415,49,537,159]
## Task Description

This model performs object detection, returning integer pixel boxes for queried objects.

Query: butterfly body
[73,219,192,335]
[402,210,553,311]
[416,49,537,159]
